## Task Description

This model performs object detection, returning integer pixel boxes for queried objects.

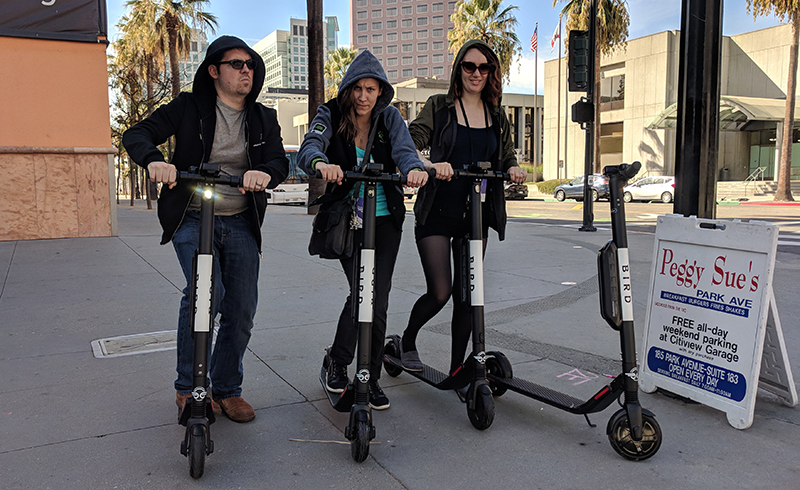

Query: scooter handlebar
[603,161,641,181]
[452,169,510,181]
[177,170,243,187]
[314,169,408,185]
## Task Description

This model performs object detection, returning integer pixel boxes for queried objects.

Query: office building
[544,24,800,183]
[254,16,339,91]
[166,29,209,89]
[351,0,457,82]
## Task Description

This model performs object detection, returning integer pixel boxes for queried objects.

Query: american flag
[530,26,538,52]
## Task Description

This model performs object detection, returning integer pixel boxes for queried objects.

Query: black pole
[307,0,326,215]
[674,0,722,219]
[579,0,597,232]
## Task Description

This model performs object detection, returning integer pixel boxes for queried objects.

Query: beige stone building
[544,24,800,182]
[390,77,543,164]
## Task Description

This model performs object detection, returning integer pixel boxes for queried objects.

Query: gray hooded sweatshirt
[297,49,422,178]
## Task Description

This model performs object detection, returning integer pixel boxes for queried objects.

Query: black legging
[331,217,402,380]
[402,234,486,372]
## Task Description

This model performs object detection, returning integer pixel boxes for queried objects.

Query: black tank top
[431,124,497,219]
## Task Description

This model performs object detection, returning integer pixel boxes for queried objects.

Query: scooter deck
[383,352,472,390]
[487,372,624,415]
[319,365,355,413]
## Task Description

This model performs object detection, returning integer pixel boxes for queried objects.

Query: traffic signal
[569,30,589,92]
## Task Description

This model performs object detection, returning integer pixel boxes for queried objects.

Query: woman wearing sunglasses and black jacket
[399,40,527,381]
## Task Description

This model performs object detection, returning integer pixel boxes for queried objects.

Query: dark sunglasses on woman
[460,61,494,75]
[218,59,256,70]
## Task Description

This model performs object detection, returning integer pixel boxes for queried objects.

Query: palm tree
[555,0,630,173]
[125,0,218,98]
[324,47,358,100]
[747,0,798,202]
[448,0,522,84]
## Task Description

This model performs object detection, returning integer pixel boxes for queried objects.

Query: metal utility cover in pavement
[91,330,177,358]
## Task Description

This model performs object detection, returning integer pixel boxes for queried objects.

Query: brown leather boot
[214,396,255,423]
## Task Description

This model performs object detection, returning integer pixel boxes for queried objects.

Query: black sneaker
[326,358,348,393]
[369,380,390,410]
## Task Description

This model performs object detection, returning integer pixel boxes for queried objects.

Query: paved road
[1,199,799,489]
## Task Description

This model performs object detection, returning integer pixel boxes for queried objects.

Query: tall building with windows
[166,29,209,90]
[351,0,457,83]
[253,16,339,91]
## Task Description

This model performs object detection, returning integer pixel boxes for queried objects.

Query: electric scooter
[481,161,663,461]
[383,161,508,430]
[316,163,408,462]
[175,164,242,478]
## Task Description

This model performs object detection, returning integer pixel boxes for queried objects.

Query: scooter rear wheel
[351,420,371,463]
[383,337,403,378]
[189,431,205,479]
[466,385,495,430]
[607,409,662,461]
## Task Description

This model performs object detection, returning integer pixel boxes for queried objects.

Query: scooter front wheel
[607,409,662,461]
[189,430,205,479]
[350,419,371,462]
[485,351,512,397]
[466,384,495,430]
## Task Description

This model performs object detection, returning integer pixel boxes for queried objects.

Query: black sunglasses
[218,59,256,70]
[460,61,494,75]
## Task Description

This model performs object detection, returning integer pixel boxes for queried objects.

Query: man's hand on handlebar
[147,161,178,189]
[241,170,271,194]
[315,162,344,185]
[508,166,527,184]
[406,168,428,187]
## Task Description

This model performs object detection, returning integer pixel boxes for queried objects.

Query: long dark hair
[337,84,361,142]
[450,44,503,107]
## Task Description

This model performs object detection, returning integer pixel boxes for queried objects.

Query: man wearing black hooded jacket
[123,36,288,423]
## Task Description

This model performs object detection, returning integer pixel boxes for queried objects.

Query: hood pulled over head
[193,35,265,108]
[337,49,394,116]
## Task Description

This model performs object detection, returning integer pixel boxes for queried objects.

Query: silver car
[623,176,675,203]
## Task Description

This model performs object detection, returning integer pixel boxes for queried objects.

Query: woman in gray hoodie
[298,50,427,410]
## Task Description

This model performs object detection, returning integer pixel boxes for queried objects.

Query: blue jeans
[172,212,259,399]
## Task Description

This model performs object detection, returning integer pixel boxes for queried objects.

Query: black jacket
[408,40,518,241]
[122,36,289,248]
[409,93,517,240]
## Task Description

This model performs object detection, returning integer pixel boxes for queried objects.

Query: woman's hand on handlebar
[508,166,527,184]
[431,162,454,181]
[147,161,177,189]
[316,162,343,185]
[406,168,428,187]
[241,170,271,194]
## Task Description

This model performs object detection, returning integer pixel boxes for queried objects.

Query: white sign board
[639,215,796,429]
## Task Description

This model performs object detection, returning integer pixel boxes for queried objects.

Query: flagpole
[534,22,538,178]
[561,16,568,180]
[555,16,561,180]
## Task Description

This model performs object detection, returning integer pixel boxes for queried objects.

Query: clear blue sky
[105,0,784,94]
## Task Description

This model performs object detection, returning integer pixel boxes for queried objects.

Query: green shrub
[535,179,569,195]
[519,163,545,182]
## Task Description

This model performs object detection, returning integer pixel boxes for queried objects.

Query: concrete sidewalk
[1,201,799,489]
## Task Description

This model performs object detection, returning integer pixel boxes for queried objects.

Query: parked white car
[623,176,675,203]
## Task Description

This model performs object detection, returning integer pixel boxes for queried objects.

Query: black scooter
[482,161,663,461]
[383,161,508,430]
[175,164,242,478]
[317,163,408,462]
